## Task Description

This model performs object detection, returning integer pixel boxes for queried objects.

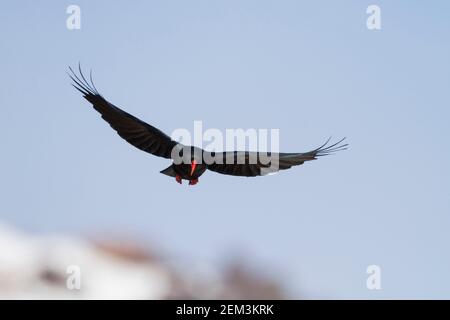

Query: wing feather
[69,66,178,159]
[205,138,347,177]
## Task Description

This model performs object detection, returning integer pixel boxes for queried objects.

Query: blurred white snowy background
[0,222,286,299]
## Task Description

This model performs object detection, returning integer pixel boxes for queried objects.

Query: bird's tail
[160,165,177,177]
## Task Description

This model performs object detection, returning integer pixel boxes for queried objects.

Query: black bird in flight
[69,66,347,186]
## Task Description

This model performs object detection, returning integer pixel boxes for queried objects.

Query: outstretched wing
[69,66,178,159]
[205,137,348,177]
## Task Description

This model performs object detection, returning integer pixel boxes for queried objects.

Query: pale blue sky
[1,1,450,298]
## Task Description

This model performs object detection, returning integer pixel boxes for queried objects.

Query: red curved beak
[190,160,197,176]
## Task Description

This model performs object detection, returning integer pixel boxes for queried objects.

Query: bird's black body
[161,163,207,179]
[69,66,347,185]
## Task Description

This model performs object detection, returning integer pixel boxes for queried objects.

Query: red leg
[175,175,182,184]
[189,178,199,186]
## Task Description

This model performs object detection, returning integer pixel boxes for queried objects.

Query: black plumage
[69,66,347,185]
